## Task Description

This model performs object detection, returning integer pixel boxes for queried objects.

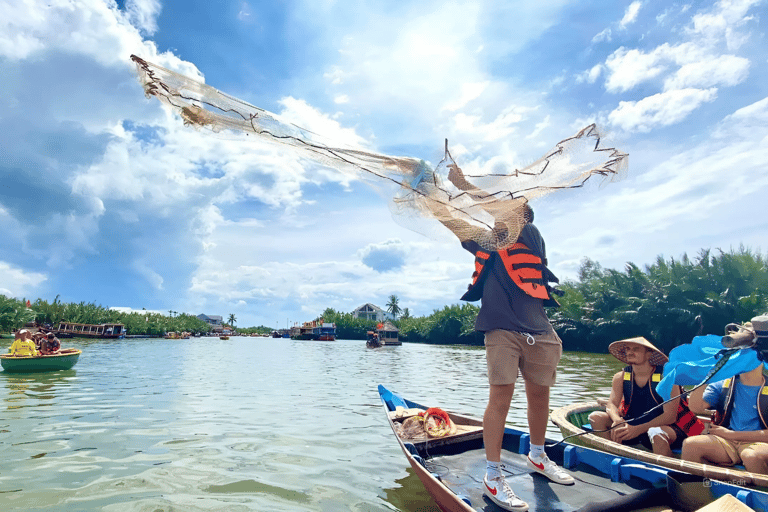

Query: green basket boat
[0,348,81,373]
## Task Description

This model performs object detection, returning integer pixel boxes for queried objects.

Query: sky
[1,0,767,329]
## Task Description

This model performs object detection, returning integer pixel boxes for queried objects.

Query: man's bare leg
[484,384,515,461]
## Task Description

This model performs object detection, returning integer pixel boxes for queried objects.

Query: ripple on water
[0,337,620,511]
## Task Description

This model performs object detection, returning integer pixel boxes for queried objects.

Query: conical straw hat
[609,337,668,366]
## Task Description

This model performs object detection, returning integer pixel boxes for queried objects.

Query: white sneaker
[483,474,529,511]
[527,454,575,485]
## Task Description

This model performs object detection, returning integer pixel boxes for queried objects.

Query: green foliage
[386,295,402,319]
[0,296,36,333]
[549,247,768,355]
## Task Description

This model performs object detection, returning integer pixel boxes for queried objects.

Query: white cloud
[545,96,768,280]
[620,1,643,28]
[604,46,670,93]
[132,260,165,290]
[592,28,612,43]
[608,88,717,132]
[576,64,603,84]
[125,0,162,35]
[0,261,47,298]
[688,0,761,50]
[663,54,749,90]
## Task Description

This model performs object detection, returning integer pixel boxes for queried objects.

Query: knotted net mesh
[131,55,628,251]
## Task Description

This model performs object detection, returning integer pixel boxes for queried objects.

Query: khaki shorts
[484,328,562,387]
[711,436,768,465]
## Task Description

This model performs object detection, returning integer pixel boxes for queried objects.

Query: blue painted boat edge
[377,384,768,511]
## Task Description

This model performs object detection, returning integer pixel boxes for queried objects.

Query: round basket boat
[550,401,768,488]
[0,348,81,373]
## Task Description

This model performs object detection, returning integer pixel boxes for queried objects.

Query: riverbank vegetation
[322,247,768,355]
[2,247,766,355]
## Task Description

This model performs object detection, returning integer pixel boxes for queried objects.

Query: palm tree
[228,313,237,330]
[401,308,410,320]
[386,295,402,319]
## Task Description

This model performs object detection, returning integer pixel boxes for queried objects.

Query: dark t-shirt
[462,224,552,334]
[625,380,660,426]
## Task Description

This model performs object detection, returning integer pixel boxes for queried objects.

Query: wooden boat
[219,336,230,340]
[1,348,81,373]
[316,323,336,341]
[378,385,768,512]
[47,322,125,339]
[551,400,768,489]
[377,321,400,346]
[366,331,382,348]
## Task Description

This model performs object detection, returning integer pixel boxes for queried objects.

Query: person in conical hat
[682,315,768,474]
[589,336,704,456]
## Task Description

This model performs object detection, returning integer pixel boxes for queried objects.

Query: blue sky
[1,0,767,328]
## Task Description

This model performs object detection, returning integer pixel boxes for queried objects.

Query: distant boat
[219,335,230,340]
[47,322,125,339]
[377,321,400,346]
[366,331,382,348]
[1,349,81,373]
[316,323,336,341]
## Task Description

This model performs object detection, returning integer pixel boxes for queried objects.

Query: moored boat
[317,323,336,341]
[550,400,768,489]
[1,348,81,373]
[378,384,768,512]
[47,322,125,339]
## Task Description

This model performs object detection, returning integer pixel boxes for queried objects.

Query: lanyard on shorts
[520,332,535,345]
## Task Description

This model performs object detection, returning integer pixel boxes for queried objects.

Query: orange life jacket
[461,243,557,304]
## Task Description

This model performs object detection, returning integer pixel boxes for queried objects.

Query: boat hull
[1,349,81,373]
[550,401,768,488]
[379,385,768,512]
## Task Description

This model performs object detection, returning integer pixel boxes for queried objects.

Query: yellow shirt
[9,338,38,357]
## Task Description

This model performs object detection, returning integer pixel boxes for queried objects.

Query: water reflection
[383,468,441,512]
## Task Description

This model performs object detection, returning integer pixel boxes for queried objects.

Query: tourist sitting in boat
[682,338,768,474]
[32,331,45,350]
[40,333,61,355]
[8,329,39,357]
[589,337,704,457]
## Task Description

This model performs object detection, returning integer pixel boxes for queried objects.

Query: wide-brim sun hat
[609,337,668,366]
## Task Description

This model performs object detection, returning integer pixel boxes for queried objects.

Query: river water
[0,337,624,511]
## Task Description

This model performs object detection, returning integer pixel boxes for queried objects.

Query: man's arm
[688,383,713,415]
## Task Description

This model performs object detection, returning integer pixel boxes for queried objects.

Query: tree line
[0,296,211,337]
[2,247,766,356]
[324,247,768,355]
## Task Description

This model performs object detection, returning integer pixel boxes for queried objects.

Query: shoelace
[539,456,567,477]
[495,477,521,502]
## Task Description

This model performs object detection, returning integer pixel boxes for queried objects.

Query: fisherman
[8,329,38,357]
[426,165,572,512]
[682,316,768,473]
[589,337,704,456]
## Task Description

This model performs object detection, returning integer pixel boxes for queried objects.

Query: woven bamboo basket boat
[550,401,768,489]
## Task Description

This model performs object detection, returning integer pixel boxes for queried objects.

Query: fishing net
[131,55,628,251]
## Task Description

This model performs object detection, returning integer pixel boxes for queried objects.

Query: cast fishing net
[131,55,628,251]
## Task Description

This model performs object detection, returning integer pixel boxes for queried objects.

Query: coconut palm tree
[228,313,237,330]
[386,295,401,319]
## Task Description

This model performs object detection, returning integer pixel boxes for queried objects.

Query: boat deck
[413,438,658,511]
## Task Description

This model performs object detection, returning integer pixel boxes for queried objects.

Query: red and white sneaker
[483,474,529,511]
[527,454,575,485]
